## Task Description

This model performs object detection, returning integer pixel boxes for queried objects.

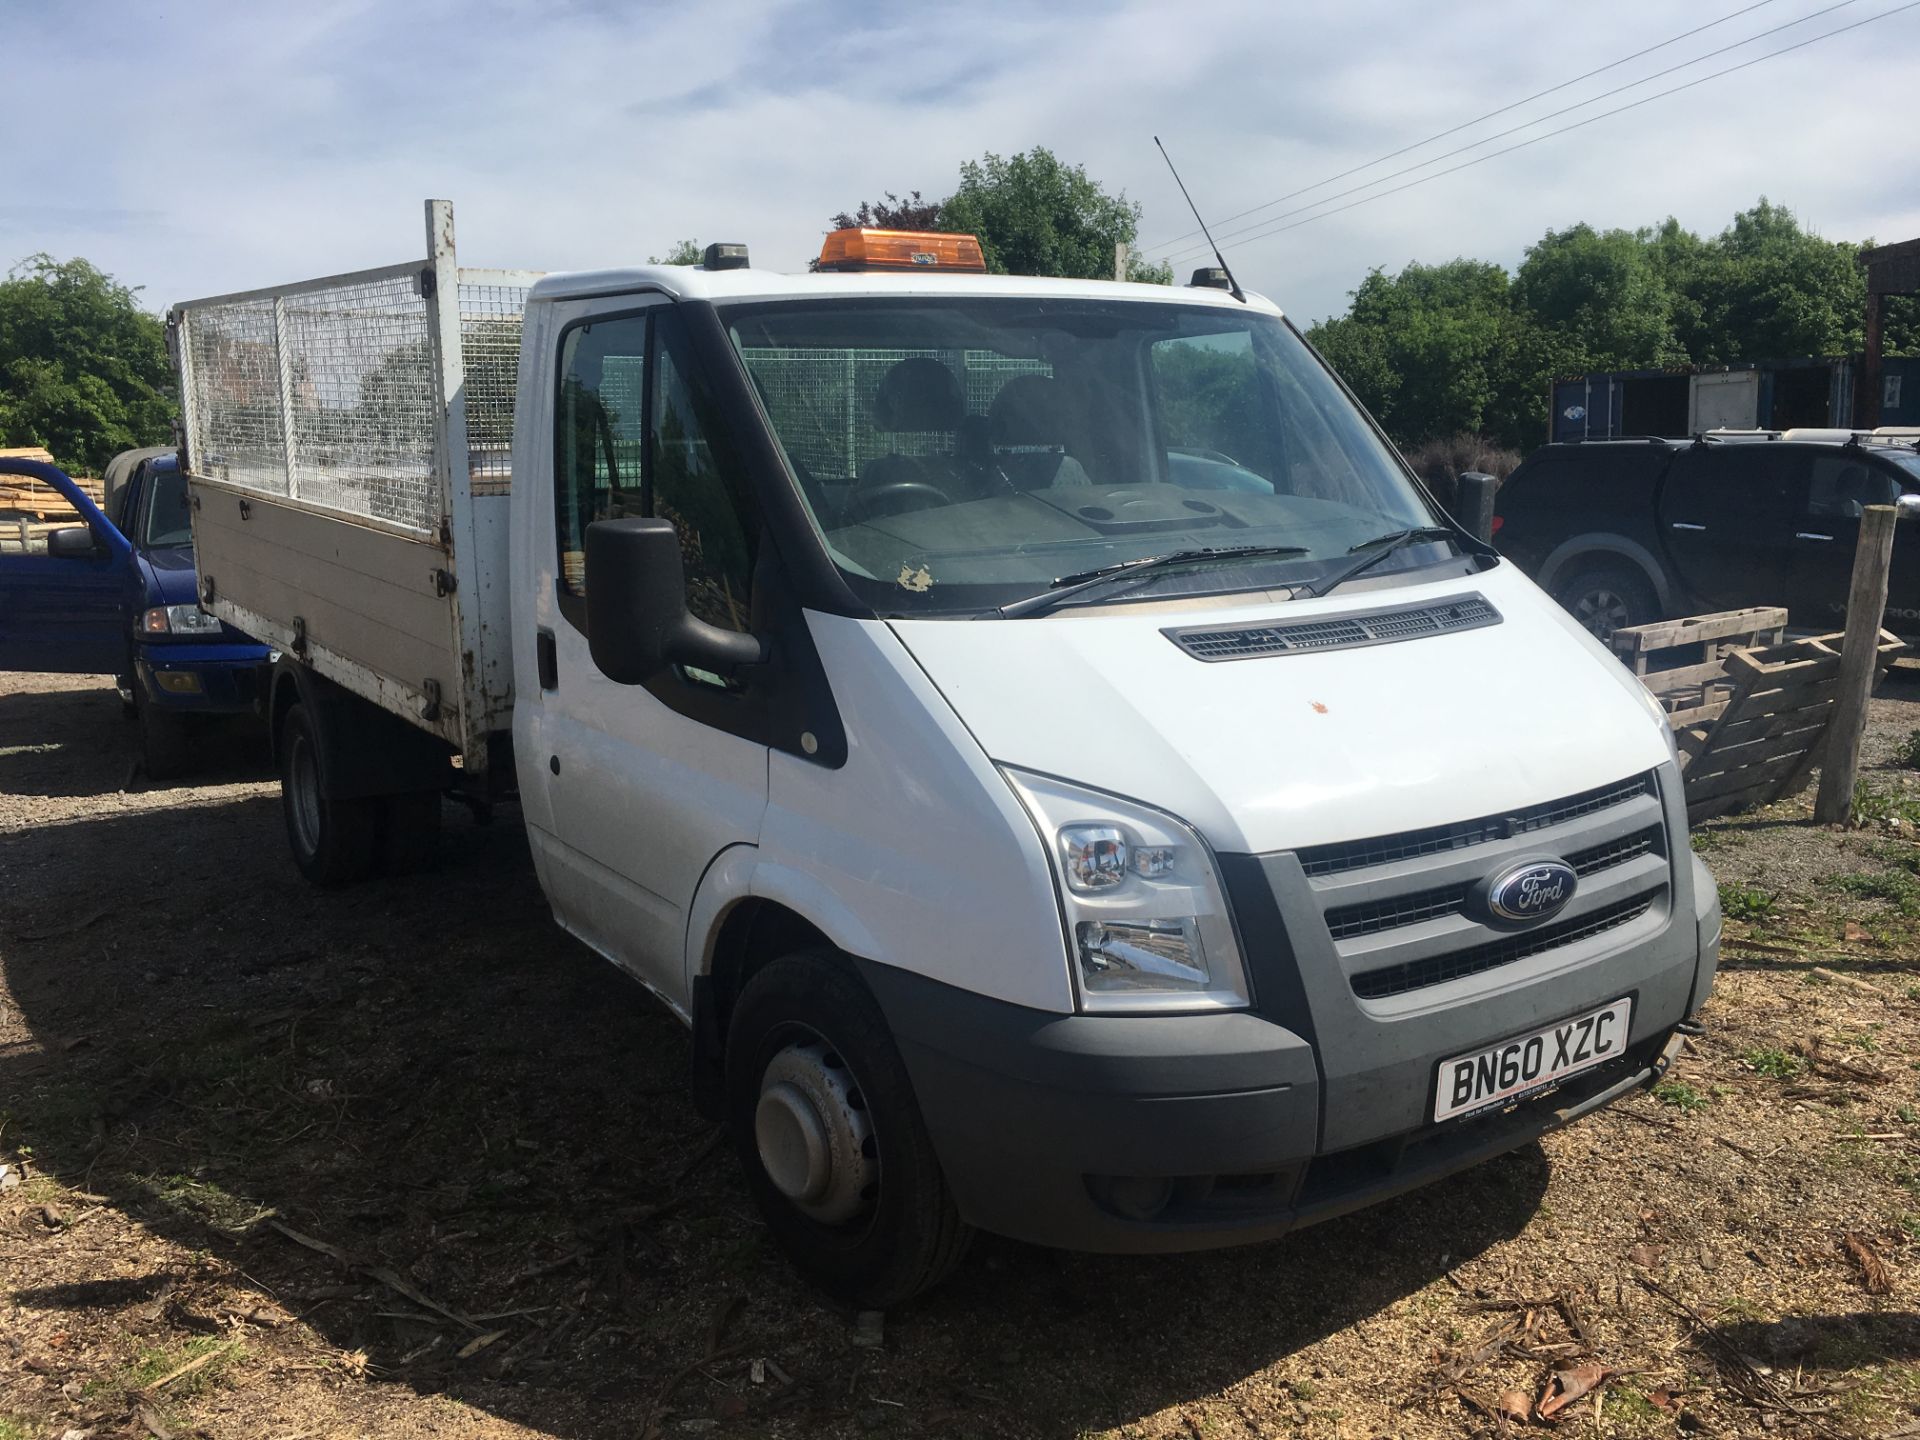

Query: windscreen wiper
[1297,527,1461,600]
[996,545,1310,619]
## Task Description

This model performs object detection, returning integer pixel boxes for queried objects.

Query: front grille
[1349,895,1655,1000]
[1297,772,1657,879]
[1323,826,1661,940]
[1165,594,1499,663]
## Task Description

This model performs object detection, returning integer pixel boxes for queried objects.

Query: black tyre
[377,790,442,876]
[135,686,194,781]
[1553,563,1660,643]
[278,702,378,887]
[725,950,972,1307]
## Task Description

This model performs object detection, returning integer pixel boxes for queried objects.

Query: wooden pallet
[1616,610,1904,823]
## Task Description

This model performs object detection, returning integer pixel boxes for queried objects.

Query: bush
[1402,432,1522,513]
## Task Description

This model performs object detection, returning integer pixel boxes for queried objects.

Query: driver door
[519,298,770,1014]
[0,460,134,673]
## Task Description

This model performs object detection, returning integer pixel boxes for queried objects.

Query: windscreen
[144,471,193,547]
[725,296,1446,616]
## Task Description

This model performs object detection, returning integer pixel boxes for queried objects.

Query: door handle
[1795,532,1834,542]
[1670,522,1706,532]
[535,628,558,690]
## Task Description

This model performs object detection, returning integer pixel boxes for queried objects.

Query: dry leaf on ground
[1843,1231,1895,1294]
[1537,1362,1613,1422]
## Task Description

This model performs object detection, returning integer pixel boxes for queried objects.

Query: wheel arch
[1537,533,1674,613]
[684,851,885,1120]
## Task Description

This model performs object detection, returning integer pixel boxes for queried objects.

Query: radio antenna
[1154,135,1245,302]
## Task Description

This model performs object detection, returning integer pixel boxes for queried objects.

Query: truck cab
[0,449,268,776]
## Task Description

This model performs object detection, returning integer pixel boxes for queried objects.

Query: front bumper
[863,957,1687,1252]
[136,642,270,714]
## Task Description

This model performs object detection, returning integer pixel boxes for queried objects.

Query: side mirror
[46,526,100,559]
[584,517,765,685]
[1897,494,1920,522]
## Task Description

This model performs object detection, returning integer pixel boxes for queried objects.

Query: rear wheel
[1553,563,1660,644]
[279,702,378,886]
[725,951,971,1307]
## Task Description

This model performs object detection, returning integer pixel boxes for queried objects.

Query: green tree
[0,255,173,473]
[1680,199,1868,361]
[1512,222,1683,369]
[937,148,1173,284]
[1307,199,1919,453]
[1307,259,1513,444]
[649,240,702,266]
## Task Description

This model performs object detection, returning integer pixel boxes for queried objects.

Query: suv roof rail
[1561,434,1673,446]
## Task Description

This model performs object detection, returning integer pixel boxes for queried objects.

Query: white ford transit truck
[168,202,1719,1305]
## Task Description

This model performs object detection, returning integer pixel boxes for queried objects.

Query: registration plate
[1433,997,1633,1123]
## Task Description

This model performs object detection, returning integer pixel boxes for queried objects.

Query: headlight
[1003,769,1250,1013]
[142,604,222,636]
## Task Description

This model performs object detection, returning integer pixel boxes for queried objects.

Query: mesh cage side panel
[282,276,438,530]
[459,283,532,496]
[183,274,440,533]
[183,298,286,497]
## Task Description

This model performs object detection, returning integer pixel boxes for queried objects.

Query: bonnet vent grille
[1164,593,1500,663]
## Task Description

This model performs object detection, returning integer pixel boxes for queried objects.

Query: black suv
[1494,432,1920,640]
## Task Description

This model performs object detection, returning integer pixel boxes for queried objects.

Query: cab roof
[524,264,1282,317]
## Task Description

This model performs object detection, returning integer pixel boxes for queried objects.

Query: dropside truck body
[172,202,1721,1306]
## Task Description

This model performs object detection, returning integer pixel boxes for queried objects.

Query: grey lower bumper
[859,959,1686,1254]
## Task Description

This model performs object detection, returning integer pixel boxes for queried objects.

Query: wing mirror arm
[584,517,767,685]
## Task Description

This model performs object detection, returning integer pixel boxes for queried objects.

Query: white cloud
[2,0,1914,326]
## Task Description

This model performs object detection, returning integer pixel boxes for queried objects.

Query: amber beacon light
[817,228,987,273]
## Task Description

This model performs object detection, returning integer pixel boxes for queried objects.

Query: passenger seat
[988,375,1091,489]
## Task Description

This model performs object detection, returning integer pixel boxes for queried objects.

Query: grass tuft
[1718,882,1776,922]
[1742,1047,1803,1080]
[1654,1080,1709,1112]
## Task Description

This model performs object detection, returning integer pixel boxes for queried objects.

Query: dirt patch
[3,670,1920,1438]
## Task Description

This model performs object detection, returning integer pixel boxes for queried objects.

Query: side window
[552,308,756,635]
[652,315,756,633]
[1807,456,1899,519]
[0,474,86,556]
[555,315,648,600]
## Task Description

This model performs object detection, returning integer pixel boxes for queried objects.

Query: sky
[5,0,1919,326]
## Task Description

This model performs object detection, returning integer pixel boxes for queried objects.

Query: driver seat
[860,358,965,500]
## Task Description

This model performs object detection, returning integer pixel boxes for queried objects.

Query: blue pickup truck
[0,450,269,776]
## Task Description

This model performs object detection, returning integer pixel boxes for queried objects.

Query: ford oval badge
[1483,858,1577,925]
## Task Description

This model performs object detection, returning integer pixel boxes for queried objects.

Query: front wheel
[1553,563,1660,644]
[279,702,378,887]
[725,951,972,1307]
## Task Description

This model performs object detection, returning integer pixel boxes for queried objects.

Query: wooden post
[1455,471,1497,544]
[1813,503,1898,824]
[1113,242,1129,282]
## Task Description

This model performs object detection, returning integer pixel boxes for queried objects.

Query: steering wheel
[844,479,954,523]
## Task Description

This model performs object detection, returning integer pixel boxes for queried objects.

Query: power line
[1161,0,1866,266]
[1148,0,1784,254]
[1167,0,1920,263]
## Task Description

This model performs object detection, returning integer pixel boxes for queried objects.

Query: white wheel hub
[754,1038,876,1224]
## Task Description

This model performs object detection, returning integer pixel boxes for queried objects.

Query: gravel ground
[3,669,1920,1440]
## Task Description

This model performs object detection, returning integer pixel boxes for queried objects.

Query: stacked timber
[1614,609,1904,823]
